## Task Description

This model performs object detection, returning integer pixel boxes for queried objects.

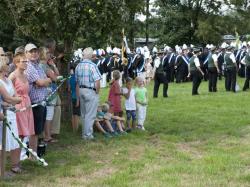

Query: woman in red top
[108,70,123,117]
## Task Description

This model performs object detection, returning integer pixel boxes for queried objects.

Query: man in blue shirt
[75,47,102,140]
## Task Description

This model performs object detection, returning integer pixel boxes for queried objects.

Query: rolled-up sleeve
[25,64,40,84]
[91,65,102,82]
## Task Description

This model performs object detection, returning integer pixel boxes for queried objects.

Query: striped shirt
[25,61,48,103]
[75,59,102,88]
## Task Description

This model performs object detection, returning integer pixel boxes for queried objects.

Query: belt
[79,85,96,91]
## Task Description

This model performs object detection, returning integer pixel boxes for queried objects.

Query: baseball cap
[14,46,25,56]
[25,43,37,52]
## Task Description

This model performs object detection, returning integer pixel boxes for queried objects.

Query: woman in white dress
[0,50,22,173]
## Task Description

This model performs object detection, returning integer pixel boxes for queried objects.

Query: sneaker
[103,132,112,138]
[126,128,132,133]
[110,131,119,137]
[141,126,145,131]
[119,131,127,135]
[137,125,142,129]
[83,135,95,141]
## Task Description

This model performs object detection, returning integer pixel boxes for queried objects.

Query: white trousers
[137,104,147,126]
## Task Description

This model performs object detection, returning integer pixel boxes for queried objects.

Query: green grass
[1,77,250,186]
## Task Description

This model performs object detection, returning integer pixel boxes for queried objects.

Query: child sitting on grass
[134,77,148,131]
[94,103,126,137]
[122,77,136,132]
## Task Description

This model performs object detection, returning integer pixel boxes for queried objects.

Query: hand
[47,59,55,66]
[76,99,80,107]
[16,96,22,104]
[0,113,4,121]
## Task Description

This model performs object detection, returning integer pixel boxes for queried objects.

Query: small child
[122,77,136,131]
[68,66,80,132]
[101,103,127,135]
[134,77,148,130]
[108,70,123,117]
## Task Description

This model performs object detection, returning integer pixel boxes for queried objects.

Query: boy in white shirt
[122,77,136,132]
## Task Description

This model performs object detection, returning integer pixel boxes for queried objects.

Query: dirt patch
[176,142,203,159]
[128,146,145,161]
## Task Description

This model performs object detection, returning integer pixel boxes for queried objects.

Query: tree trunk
[60,38,73,123]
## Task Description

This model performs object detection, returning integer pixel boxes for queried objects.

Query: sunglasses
[20,60,28,63]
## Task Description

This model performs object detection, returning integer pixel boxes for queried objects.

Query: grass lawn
[2,77,250,187]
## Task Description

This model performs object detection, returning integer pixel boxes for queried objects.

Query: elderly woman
[0,48,23,173]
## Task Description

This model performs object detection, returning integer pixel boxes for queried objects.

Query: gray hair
[83,47,93,59]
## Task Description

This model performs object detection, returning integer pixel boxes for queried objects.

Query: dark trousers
[191,70,202,95]
[208,67,218,92]
[176,67,187,83]
[225,67,236,92]
[169,66,175,82]
[243,66,250,91]
[153,72,168,97]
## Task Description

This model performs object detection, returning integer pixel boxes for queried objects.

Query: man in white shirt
[224,46,237,92]
[188,48,204,95]
[208,46,220,92]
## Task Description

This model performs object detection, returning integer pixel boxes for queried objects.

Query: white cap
[106,46,112,54]
[164,46,170,52]
[113,47,120,55]
[221,42,228,49]
[152,46,158,53]
[144,51,150,59]
[182,44,187,50]
[25,43,37,52]
[143,46,149,52]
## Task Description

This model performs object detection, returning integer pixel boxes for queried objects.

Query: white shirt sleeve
[212,54,218,62]
[194,57,200,67]
[230,53,236,63]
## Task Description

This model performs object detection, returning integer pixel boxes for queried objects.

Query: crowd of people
[1,38,250,177]
[0,39,63,176]
[72,47,148,140]
[74,40,250,97]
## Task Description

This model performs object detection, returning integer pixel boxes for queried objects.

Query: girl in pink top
[108,70,123,117]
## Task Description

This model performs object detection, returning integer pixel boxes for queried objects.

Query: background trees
[1,0,250,52]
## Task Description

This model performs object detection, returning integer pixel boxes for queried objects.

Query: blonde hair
[102,103,110,113]
[135,76,144,86]
[39,47,49,62]
[112,70,120,80]
[13,53,26,65]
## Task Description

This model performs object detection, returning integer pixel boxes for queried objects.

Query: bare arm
[95,79,100,94]
[35,78,52,87]
[0,86,21,105]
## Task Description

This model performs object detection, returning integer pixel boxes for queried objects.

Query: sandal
[11,166,22,174]
[44,138,58,143]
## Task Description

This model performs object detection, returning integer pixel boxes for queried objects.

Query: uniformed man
[224,46,237,92]
[207,46,220,92]
[175,45,189,83]
[188,48,204,95]
[242,45,250,91]
[153,49,169,98]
